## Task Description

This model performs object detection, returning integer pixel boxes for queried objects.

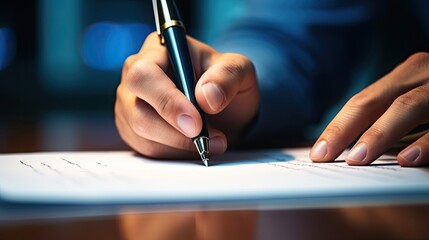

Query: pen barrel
[163,27,209,139]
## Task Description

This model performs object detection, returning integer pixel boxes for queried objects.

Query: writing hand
[115,33,259,159]
[310,52,429,167]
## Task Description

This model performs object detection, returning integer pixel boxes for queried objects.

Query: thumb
[195,53,257,114]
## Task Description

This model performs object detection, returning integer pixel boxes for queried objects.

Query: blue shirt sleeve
[214,0,381,147]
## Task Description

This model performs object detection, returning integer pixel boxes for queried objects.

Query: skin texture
[310,52,429,167]
[115,32,259,159]
[116,32,428,167]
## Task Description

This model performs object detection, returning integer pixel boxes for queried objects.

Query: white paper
[0,149,428,204]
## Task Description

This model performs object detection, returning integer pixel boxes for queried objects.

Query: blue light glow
[0,28,16,70]
[81,22,153,71]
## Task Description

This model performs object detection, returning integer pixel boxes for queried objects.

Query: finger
[186,35,217,78]
[345,84,429,165]
[195,53,259,142]
[139,32,170,71]
[310,79,398,162]
[129,98,196,150]
[125,55,202,138]
[310,52,429,162]
[398,132,429,167]
[116,84,227,155]
[128,97,227,152]
[116,83,196,152]
[126,32,201,138]
[195,53,258,115]
[123,32,170,74]
[116,114,198,159]
[116,108,227,159]
[141,32,219,78]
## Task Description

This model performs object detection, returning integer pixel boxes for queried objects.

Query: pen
[152,0,210,166]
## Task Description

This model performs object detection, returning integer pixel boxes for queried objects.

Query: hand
[115,33,259,159]
[310,52,429,167]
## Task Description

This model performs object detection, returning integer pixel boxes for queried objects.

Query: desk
[1,203,429,239]
[1,112,429,239]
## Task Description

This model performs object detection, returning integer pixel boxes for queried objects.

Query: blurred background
[0,0,244,152]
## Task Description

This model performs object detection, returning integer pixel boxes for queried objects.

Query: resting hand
[310,52,429,167]
[115,33,259,159]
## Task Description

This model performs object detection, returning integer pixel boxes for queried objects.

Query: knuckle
[220,57,247,78]
[394,92,420,109]
[392,83,429,115]
[403,52,429,70]
[141,32,164,52]
[347,91,379,111]
[242,55,255,71]
[364,126,386,140]
[231,54,252,67]
[156,88,178,118]
[122,54,136,74]
[145,32,160,43]
[125,59,151,92]
[414,86,429,108]
[323,123,345,137]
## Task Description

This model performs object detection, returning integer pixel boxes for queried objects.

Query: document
[0,149,428,205]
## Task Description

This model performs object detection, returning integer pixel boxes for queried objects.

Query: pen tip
[193,136,210,167]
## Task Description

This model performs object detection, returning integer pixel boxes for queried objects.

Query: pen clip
[152,0,185,45]
[152,0,163,43]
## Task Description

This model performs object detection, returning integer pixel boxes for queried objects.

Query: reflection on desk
[1,204,429,239]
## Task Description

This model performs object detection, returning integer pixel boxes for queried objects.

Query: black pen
[152,0,210,166]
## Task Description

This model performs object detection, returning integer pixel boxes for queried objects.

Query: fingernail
[177,114,196,136]
[399,146,420,162]
[310,140,328,160]
[202,82,225,111]
[346,142,367,162]
[209,136,227,154]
